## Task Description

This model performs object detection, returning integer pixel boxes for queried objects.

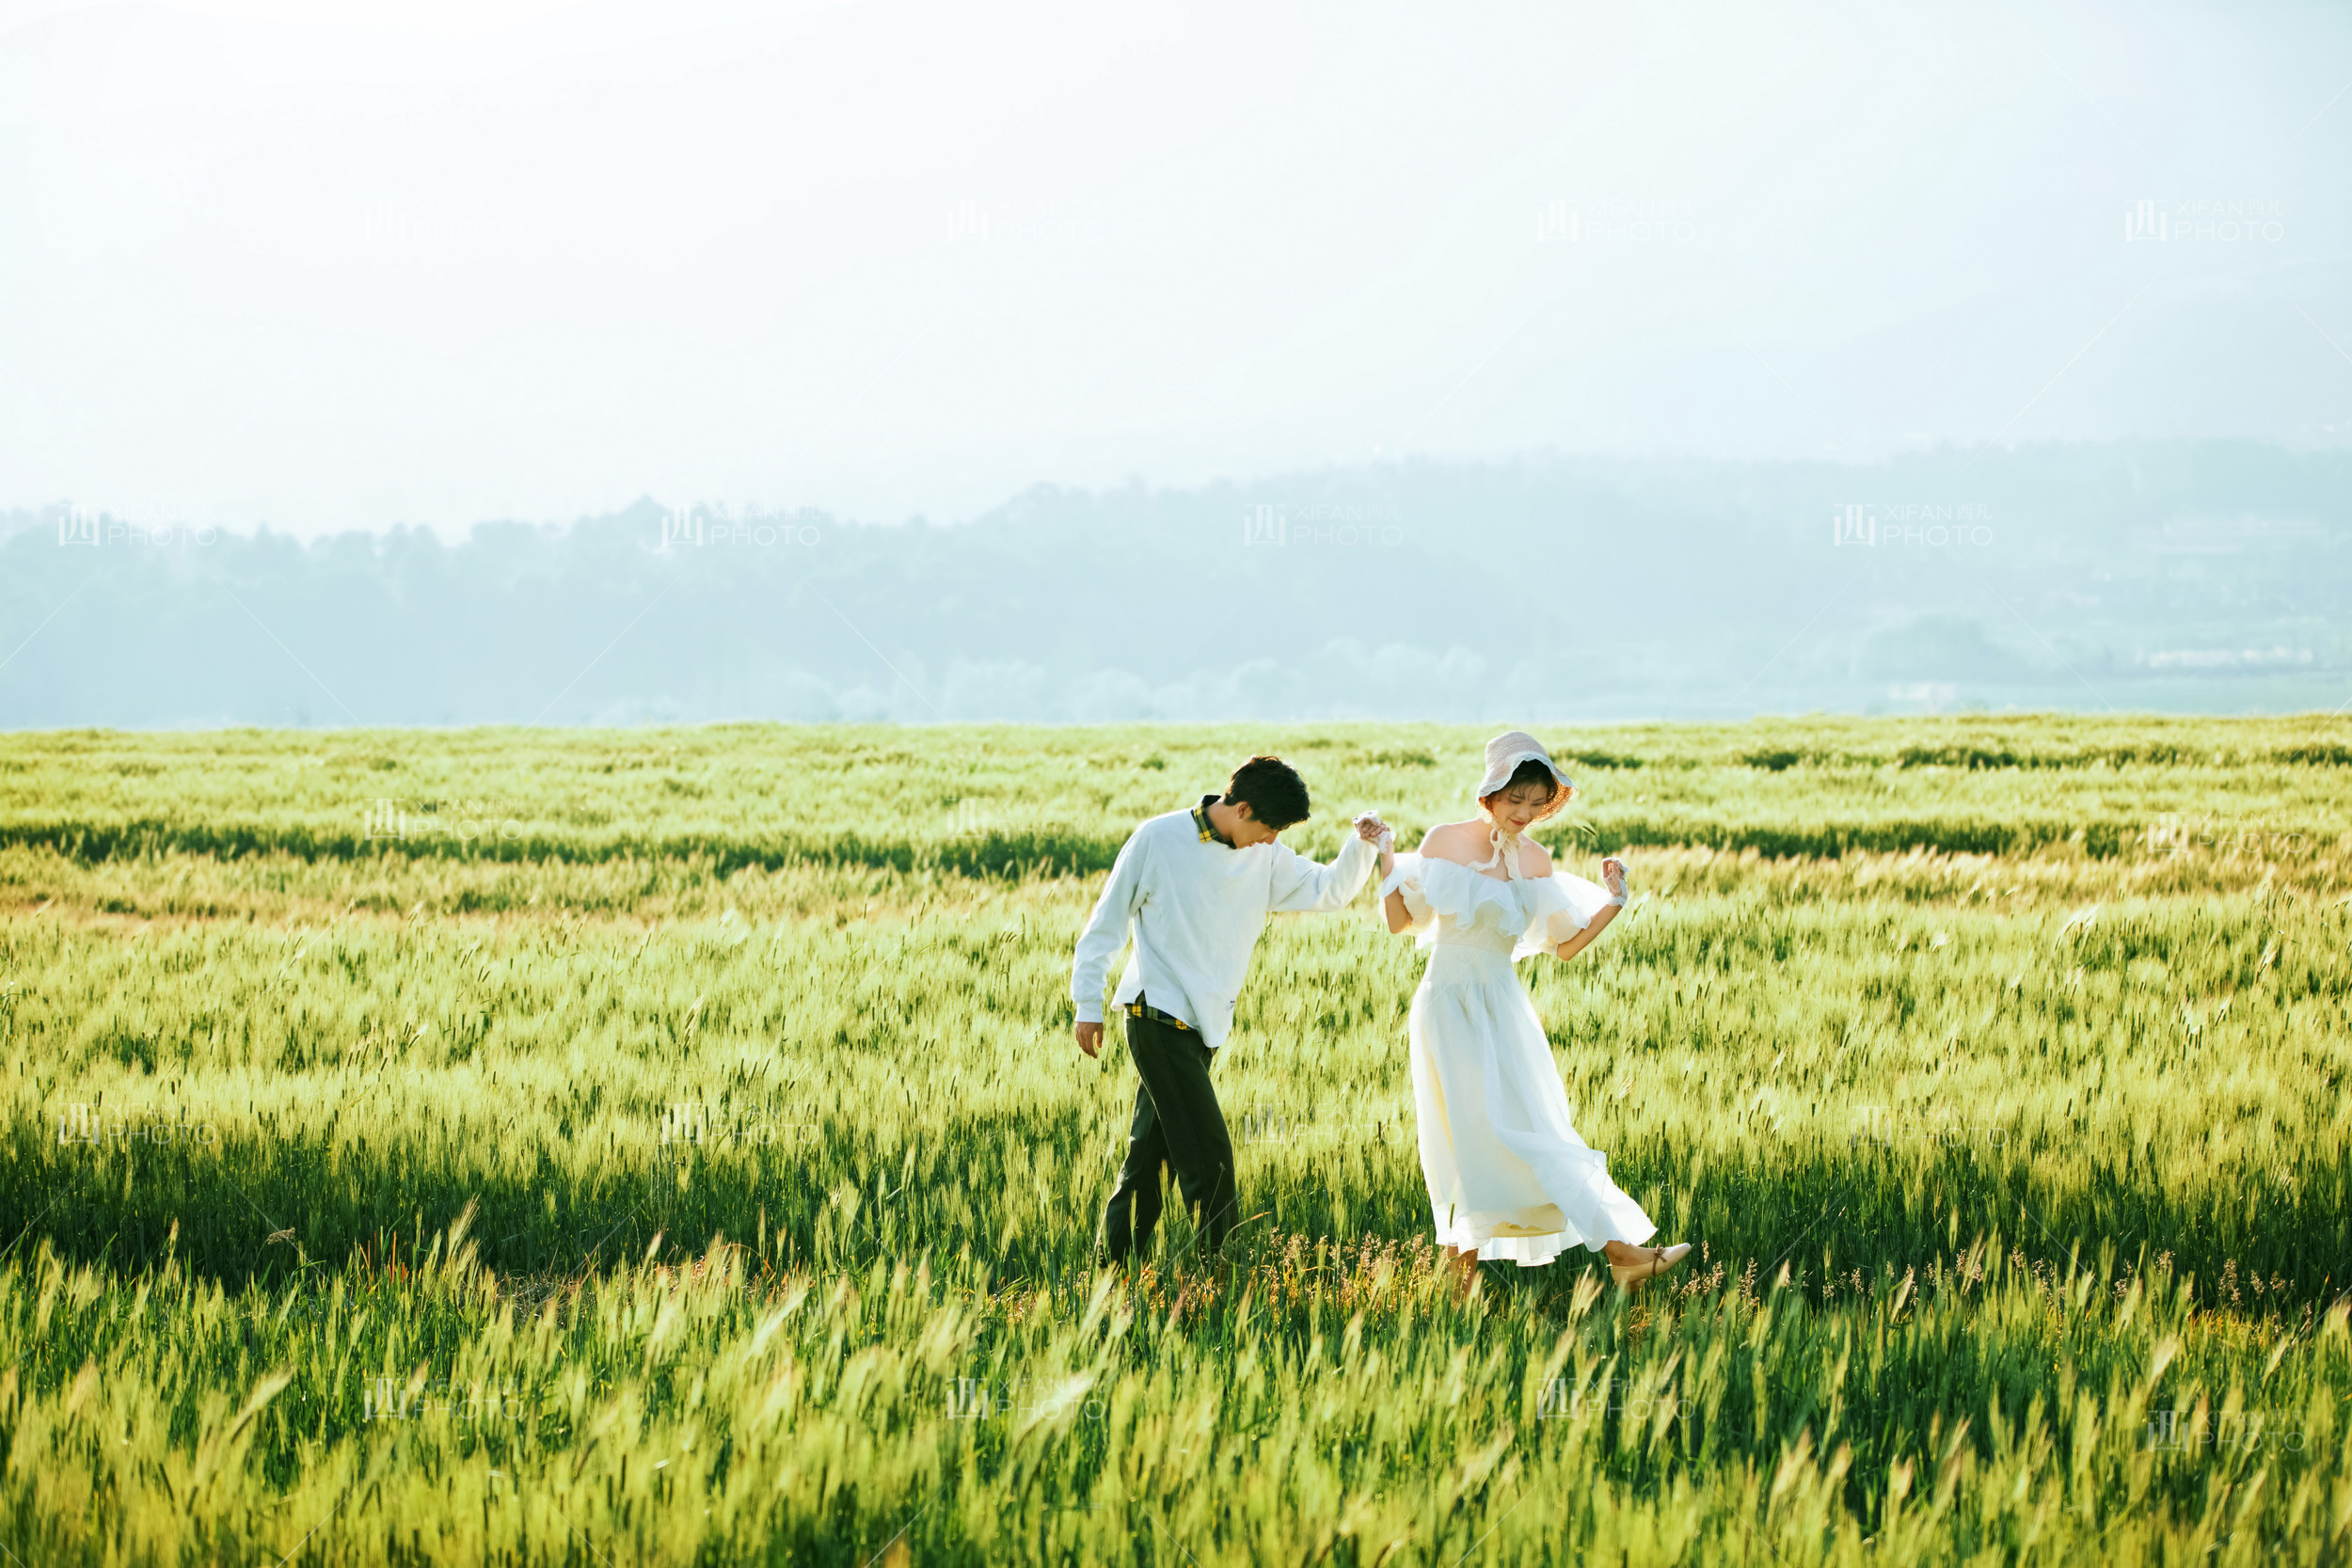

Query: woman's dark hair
[1481,757,1574,819]
[1223,754,1311,830]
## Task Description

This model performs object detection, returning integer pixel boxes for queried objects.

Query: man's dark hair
[1223,754,1311,830]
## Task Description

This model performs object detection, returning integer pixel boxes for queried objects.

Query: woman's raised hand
[1354,812,1393,848]
[1600,857,1629,898]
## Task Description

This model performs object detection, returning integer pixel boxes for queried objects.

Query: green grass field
[3,717,2348,1565]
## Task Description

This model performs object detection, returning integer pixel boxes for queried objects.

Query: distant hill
[3,441,2345,727]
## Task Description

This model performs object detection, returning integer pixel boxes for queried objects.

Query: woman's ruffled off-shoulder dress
[1376,847,1657,1266]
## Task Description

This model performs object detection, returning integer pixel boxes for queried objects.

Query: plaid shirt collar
[1191,794,1235,848]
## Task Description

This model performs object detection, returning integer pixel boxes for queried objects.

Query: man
[1072,753,1390,1265]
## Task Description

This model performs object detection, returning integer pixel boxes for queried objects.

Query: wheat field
[2,717,2347,1565]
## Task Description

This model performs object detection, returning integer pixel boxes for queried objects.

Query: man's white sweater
[1070,798,1378,1051]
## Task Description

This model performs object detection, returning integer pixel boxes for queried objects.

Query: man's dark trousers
[1103,1005,1237,1262]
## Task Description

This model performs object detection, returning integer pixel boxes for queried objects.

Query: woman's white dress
[1377,838,1657,1266]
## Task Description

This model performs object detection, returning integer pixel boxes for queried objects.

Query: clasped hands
[1353,813,1627,900]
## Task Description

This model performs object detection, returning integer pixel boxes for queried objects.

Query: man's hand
[1353,812,1392,847]
[1074,1021,1104,1058]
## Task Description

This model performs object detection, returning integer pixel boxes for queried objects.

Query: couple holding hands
[1070,731,1692,1294]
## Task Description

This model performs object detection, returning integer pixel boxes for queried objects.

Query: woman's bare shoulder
[1417,820,1487,864]
[1522,838,1555,878]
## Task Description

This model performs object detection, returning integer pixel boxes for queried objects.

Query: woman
[1369,731,1690,1293]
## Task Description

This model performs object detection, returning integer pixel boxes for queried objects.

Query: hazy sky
[4,0,2348,536]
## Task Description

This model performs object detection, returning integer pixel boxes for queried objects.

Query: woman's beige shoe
[1609,1243,1692,1291]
